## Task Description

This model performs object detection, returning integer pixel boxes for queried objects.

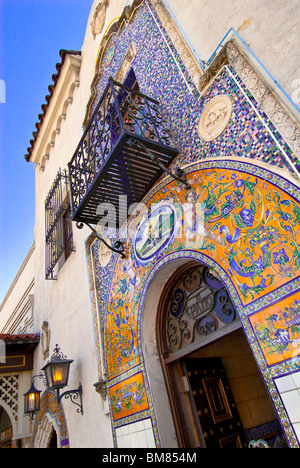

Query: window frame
[45,169,75,280]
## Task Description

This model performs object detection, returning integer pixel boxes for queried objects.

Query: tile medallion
[197,94,233,141]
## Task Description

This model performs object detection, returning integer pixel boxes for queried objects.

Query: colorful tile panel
[93,159,300,445]
[109,371,149,421]
[32,391,69,448]
[104,161,300,379]
[249,291,300,367]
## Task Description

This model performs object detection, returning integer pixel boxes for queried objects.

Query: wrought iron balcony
[68,77,179,229]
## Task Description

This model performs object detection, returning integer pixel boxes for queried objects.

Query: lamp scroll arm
[57,383,83,414]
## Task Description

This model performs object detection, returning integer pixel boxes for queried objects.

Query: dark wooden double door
[182,357,247,448]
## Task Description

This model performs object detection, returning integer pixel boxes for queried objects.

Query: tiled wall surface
[115,418,156,448]
[89,0,300,448]
[274,371,300,444]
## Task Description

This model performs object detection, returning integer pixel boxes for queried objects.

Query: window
[120,68,151,138]
[62,198,74,261]
[45,169,75,279]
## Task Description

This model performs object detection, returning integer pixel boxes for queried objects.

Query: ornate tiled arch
[32,391,69,448]
[90,156,300,446]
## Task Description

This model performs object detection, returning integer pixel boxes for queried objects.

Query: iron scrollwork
[68,77,180,221]
[167,265,237,353]
[76,221,125,259]
[57,384,83,415]
[195,315,217,337]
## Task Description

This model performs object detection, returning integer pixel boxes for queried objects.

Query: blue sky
[0,0,93,303]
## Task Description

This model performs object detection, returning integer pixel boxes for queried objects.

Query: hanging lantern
[41,344,73,391]
[24,381,41,416]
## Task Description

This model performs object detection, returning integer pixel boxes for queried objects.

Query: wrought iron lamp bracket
[57,384,83,415]
[128,138,191,190]
[76,221,126,259]
[33,371,47,387]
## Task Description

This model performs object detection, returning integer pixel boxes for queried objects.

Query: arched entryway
[0,406,13,448]
[142,259,288,448]
[35,412,59,448]
[32,391,69,448]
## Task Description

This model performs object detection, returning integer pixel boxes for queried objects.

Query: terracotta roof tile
[0,334,40,344]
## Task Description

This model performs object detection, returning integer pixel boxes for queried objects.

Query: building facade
[1,0,300,448]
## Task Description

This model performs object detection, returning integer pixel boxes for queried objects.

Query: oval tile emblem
[133,204,176,264]
[198,95,232,141]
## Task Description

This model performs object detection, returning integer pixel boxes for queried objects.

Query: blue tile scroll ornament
[133,204,177,265]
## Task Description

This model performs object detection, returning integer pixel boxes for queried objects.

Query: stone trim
[0,243,35,312]
[29,53,81,170]
[150,0,204,90]
[225,41,300,162]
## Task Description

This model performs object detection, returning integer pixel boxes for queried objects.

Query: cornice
[25,51,82,169]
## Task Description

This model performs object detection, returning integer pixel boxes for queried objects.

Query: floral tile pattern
[249,292,300,366]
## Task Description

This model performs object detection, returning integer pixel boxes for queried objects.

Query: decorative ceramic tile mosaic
[109,371,149,421]
[32,391,69,448]
[92,159,300,447]
[249,291,300,367]
[103,160,300,376]
[92,2,298,178]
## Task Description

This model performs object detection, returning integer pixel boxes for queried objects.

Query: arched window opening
[0,406,13,448]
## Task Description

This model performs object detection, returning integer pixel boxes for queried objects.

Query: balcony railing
[68,78,179,228]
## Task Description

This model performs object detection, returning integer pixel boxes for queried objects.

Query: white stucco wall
[28,1,132,448]
[0,242,35,334]
[165,0,300,107]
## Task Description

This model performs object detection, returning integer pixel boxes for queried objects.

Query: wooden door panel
[219,434,243,448]
[203,376,233,424]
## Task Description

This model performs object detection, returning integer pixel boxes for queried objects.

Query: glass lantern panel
[28,392,36,411]
[24,387,40,413]
[51,361,70,389]
[44,364,53,389]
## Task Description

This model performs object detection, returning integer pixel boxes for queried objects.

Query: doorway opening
[48,426,58,448]
[157,262,288,448]
[0,406,12,448]
[35,413,59,448]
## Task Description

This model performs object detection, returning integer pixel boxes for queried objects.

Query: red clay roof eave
[0,333,40,344]
[24,49,81,163]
